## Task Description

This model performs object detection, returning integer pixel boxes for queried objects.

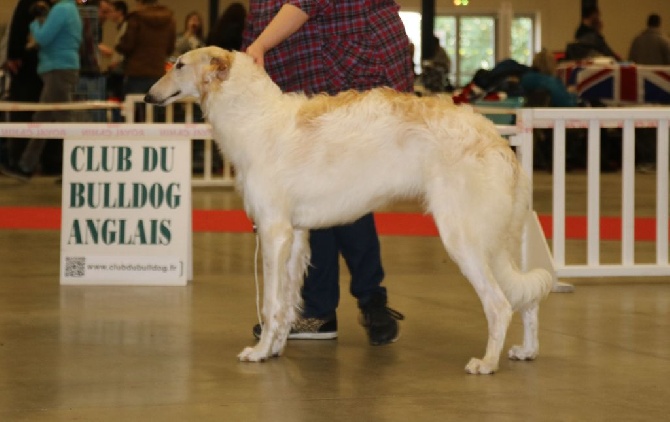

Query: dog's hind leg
[270,228,310,356]
[460,257,512,374]
[238,220,295,362]
[431,207,513,375]
[508,301,540,361]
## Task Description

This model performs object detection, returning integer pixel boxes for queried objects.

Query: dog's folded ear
[204,54,232,84]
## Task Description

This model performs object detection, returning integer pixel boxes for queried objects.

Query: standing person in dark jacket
[628,13,670,65]
[573,5,621,60]
[115,0,175,121]
[1,0,43,170]
[206,2,247,52]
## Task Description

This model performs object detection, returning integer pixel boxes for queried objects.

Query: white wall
[2,0,669,60]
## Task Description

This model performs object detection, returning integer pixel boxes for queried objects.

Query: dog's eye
[175,62,184,70]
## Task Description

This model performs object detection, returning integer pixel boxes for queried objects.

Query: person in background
[1,0,82,182]
[105,0,127,121]
[105,1,128,90]
[88,0,114,57]
[244,0,411,345]
[628,13,670,65]
[571,5,621,60]
[628,14,670,171]
[115,0,175,121]
[206,2,246,51]
[76,0,111,123]
[520,48,577,108]
[0,0,44,173]
[174,11,205,56]
[422,34,452,92]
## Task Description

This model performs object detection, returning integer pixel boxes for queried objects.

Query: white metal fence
[123,94,234,187]
[517,107,670,278]
[2,98,670,279]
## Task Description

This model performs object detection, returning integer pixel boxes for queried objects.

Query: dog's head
[145,46,235,106]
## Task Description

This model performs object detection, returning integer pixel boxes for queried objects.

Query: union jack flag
[575,65,637,103]
[558,62,670,104]
[642,69,670,104]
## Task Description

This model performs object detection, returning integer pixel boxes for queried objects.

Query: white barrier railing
[518,107,670,278]
[0,98,234,187]
[123,95,234,187]
[3,98,670,280]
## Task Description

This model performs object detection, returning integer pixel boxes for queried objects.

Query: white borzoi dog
[145,46,553,374]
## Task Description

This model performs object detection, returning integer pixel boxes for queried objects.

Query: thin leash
[253,224,263,328]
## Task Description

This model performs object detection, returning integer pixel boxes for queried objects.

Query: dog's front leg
[238,220,294,362]
[270,228,310,356]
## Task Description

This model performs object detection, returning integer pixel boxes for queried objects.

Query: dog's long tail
[492,168,553,310]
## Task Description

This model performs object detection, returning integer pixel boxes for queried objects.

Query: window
[398,12,422,75]
[454,16,495,87]
[511,16,534,67]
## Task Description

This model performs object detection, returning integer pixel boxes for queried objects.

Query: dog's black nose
[144,93,155,104]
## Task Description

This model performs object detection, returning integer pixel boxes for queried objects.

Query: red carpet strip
[0,206,663,241]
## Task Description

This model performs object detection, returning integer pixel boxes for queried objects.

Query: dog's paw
[270,339,287,357]
[238,346,271,362]
[508,345,538,361]
[465,358,497,375]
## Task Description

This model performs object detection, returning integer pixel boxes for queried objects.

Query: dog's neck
[200,53,291,173]
[202,53,284,116]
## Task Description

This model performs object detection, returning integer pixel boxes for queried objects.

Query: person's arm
[30,6,67,48]
[246,4,309,67]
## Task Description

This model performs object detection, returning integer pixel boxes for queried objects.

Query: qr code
[65,257,86,277]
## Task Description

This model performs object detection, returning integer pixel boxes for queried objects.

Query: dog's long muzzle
[144,90,181,106]
[144,93,159,104]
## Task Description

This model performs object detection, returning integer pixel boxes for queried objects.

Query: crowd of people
[570,6,670,65]
[0,0,248,181]
[453,6,670,106]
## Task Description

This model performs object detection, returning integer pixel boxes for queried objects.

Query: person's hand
[98,43,113,57]
[246,41,266,68]
[5,59,22,74]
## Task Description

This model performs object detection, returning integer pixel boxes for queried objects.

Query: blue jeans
[76,75,107,122]
[301,213,386,319]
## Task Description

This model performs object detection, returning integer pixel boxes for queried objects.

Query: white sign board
[60,138,192,286]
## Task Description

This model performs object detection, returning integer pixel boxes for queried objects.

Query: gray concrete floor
[1,172,669,421]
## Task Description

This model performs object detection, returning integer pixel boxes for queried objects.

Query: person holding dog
[243,0,413,345]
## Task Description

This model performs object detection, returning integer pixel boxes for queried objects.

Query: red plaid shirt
[242,0,414,95]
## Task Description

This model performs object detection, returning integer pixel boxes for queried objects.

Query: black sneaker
[359,294,404,346]
[0,164,32,182]
[253,316,338,340]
